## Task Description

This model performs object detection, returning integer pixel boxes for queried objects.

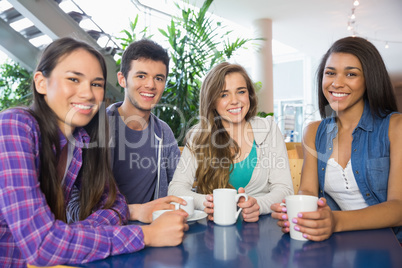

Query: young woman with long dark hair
[271,36,402,243]
[0,37,187,267]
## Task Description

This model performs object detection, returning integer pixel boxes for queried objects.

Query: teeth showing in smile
[140,93,155,97]
[228,108,241,113]
[332,92,349,97]
[72,104,92,110]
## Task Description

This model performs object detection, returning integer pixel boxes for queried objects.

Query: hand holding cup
[280,195,318,241]
[153,196,194,221]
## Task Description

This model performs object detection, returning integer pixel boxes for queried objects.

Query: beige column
[253,18,274,114]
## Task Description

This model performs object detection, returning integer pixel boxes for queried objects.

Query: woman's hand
[270,199,290,234]
[238,187,260,222]
[203,194,214,221]
[292,198,335,241]
[141,210,189,247]
[129,196,187,223]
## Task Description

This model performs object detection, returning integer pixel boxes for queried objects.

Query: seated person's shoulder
[251,115,274,123]
[302,120,322,145]
[105,101,122,116]
[248,115,275,131]
[0,108,35,124]
[156,116,172,130]
[304,120,321,134]
[390,112,402,125]
[183,124,202,143]
[389,113,402,139]
[152,115,177,138]
[0,108,38,135]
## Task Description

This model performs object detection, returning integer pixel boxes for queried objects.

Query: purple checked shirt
[0,109,145,267]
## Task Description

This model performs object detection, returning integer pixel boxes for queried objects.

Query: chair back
[286,142,303,194]
[286,142,303,159]
[288,159,303,194]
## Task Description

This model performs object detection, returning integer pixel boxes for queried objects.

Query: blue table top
[81,214,401,268]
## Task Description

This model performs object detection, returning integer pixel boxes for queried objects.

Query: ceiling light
[59,0,81,13]
[10,18,34,32]
[0,0,12,13]
[350,8,356,20]
[29,35,53,48]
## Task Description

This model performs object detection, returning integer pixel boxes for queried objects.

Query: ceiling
[194,0,402,88]
[0,0,123,99]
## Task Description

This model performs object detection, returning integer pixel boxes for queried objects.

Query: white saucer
[187,210,207,222]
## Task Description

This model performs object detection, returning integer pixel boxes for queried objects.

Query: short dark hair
[317,36,397,118]
[120,39,170,79]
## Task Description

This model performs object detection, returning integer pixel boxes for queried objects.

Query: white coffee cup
[152,209,172,221]
[282,195,318,241]
[171,196,195,217]
[153,196,195,221]
[213,188,248,226]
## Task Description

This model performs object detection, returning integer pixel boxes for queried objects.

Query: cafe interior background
[1,0,401,143]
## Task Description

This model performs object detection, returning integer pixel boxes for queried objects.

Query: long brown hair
[30,37,119,222]
[317,36,397,118]
[190,62,257,194]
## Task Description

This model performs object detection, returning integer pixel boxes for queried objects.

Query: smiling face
[322,52,366,115]
[34,48,105,136]
[118,58,167,115]
[215,72,250,128]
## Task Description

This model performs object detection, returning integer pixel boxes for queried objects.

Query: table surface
[80,215,401,268]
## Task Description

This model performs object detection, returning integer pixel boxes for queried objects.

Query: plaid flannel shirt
[0,109,145,267]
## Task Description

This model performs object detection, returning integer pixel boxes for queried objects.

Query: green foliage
[115,14,152,92]
[257,111,274,118]
[0,60,32,111]
[254,81,273,118]
[254,81,263,93]
[155,0,258,145]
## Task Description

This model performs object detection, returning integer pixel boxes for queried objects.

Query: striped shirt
[0,109,145,267]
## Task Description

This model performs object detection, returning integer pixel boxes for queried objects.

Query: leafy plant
[115,15,152,66]
[0,60,32,111]
[155,0,259,145]
[114,14,152,92]
[257,111,274,117]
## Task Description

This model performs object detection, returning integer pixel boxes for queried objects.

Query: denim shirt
[315,100,401,241]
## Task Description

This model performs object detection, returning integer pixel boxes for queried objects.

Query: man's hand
[141,210,189,247]
[129,195,187,223]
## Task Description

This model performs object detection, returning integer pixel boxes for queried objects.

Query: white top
[168,116,294,215]
[324,158,368,211]
[61,142,74,186]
